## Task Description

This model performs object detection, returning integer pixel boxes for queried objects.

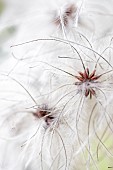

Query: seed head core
[75,68,101,98]
[53,4,77,27]
[33,105,55,126]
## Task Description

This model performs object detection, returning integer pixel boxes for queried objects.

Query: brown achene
[54,4,77,27]
[75,68,101,99]
[33,105,54,126]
